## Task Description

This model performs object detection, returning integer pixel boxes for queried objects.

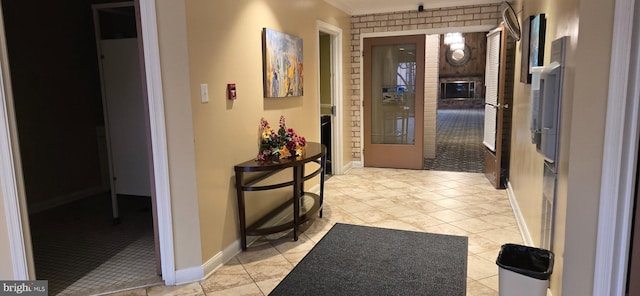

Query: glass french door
[363,35,425,169]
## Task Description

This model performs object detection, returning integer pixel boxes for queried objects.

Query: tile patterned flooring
[109,167,522,296]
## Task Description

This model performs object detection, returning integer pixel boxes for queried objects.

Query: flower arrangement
[257,115,306,160]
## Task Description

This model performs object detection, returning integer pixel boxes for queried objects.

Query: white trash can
[496,244,554,296]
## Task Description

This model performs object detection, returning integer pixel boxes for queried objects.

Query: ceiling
[323,0,504,15]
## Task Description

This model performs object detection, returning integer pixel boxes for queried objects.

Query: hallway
[107,167,520,296]
[425,108,485,173]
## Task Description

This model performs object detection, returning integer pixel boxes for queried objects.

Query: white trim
[316,20,344,175]
[174,265,204,286]
[139,0,176,286]
[0,6,28,278]
[507,181,534,246]
[358,25,495,166]
[593,0,640,294]
[203,240,242,279]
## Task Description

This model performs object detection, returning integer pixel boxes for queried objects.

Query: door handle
[497,103,509,109]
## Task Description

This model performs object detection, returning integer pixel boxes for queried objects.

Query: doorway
[317,21,344,175]
[319,32,333,175]
[363,34,425,169]
[425,32,488,173]
[0,0,160,293]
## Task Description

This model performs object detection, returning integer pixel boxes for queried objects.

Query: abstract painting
[528,14,546,75]
[263,28,304,98]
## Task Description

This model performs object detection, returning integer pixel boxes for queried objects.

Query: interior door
[483,25,513,188]
[363,35,425,169]
[101,38,151,197]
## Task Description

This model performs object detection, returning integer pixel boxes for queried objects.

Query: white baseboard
[506,181,534,246]
[28,186,108,214]
[202,239,242,279]
[174,265,204,286]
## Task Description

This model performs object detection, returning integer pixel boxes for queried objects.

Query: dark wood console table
[234,142,326,251]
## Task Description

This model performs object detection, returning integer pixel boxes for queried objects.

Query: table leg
[320,153,326,218]
[235,171,248,251]
[292,165,302,242]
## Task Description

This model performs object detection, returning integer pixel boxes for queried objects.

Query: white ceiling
[323,0,504,15]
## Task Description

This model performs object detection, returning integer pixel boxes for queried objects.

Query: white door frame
[593,0,640,294]
[0,0,176,285]
[316,20,344,175]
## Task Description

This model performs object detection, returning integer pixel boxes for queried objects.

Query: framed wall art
[528,14,546,75]
[262,28,304,98]
[520,15,534,83]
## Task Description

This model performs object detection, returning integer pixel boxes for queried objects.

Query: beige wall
[508,0,614,295]
[181,0,350,263]
[156,0,203,270]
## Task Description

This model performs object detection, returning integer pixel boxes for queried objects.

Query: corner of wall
[202,239,242,280]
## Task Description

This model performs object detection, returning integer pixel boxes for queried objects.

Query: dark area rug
[270,223,468,296]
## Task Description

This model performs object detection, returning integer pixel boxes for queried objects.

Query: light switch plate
[200,84,209,103]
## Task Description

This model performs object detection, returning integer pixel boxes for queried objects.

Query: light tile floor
[107,167,523,296]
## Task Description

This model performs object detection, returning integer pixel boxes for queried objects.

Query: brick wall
[350,4,502,162]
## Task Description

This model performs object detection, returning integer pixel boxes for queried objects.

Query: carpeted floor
[424,108,485,173]
[270,223,468,296]
[29,194,161,295]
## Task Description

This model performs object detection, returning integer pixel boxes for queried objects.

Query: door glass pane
[370,43,416,145]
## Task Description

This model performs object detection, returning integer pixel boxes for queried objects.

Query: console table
[234,142,326,251]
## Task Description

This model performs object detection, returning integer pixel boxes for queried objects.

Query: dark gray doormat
[270,223,468,296]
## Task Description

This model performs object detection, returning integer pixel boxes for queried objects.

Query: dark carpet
[270,223,468,296]
[424,108,485,173]
[29,194,160,295]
